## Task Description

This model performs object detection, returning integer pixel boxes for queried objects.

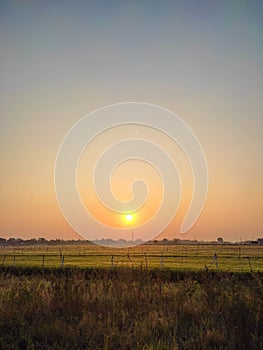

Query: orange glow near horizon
[76,126,167,232]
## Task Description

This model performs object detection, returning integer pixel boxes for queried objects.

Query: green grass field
[0,243,262,272]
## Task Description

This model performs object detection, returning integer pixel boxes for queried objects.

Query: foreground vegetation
[0,266,262,350]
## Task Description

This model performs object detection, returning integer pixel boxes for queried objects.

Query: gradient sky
[1,0,262,242]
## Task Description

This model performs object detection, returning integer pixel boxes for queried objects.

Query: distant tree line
[0,237,87,246]
[0,236,261,246]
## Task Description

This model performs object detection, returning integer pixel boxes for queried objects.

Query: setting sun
[125,214,135,223]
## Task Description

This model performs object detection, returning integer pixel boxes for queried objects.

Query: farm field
[0,243,262,272]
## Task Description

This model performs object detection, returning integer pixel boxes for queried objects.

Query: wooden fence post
[61,255,65,267]
[1,255,6,267]
[247,257,253,272]
[160,253,164,268]
[144,252,148,269]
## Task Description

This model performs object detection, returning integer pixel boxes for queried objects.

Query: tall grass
[0,267,262,349]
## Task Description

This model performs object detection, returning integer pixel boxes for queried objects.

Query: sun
[124,213,135,224]
[121,212,137,226]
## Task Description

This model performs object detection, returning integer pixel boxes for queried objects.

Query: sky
[0,0,263,242]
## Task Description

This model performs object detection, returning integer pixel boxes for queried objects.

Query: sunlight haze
[0,0,262,242]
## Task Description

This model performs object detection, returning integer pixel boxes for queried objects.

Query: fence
[0,244,262,272]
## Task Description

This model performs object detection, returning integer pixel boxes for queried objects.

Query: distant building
[258,238,263,245]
